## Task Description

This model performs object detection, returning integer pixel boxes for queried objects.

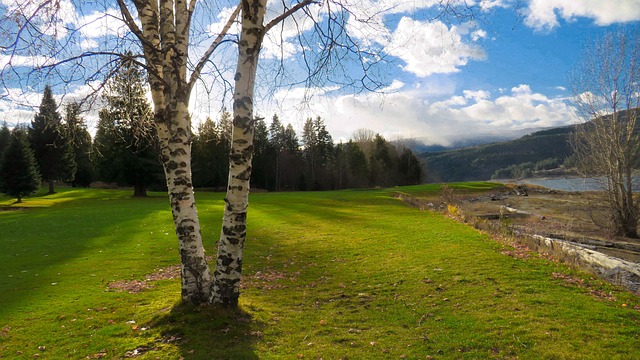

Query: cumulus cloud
[524,0,640,31]
[1,0,76,39]
[206,0,487,76]
[479,0,511,11]
[261,82,576,146]
[76,9,127,40]
[0,55,54,68]
[384,18,486,77]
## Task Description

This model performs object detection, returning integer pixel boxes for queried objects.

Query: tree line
[193,114,423,192]
[0,61,422,202]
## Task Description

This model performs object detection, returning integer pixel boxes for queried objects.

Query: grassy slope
[0,185,638,359]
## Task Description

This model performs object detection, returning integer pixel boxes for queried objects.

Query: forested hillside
[420,126,574,182]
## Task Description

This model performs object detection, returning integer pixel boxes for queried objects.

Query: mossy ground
[0,184,638,359]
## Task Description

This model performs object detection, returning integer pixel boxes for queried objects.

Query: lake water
[506,177,640,192]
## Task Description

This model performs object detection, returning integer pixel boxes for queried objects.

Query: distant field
[0,185,639,359]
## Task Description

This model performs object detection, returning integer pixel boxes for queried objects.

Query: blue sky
[1,0,639,146]
[256,0,640,146]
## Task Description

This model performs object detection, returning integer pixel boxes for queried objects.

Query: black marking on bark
[167,161,179,170]
[230,153,244,164]
[242,146,254,157]
[234,72,241,81]
[171,148,187,156]
[176,225,195,236]
[236,168,252,181]
[173,177,191,187]
[171,191,190,200]
[233,97,252,111]
[219,254,235,267]
[234,212,247,223]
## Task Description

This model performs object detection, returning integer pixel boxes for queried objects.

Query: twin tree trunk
[211,0,266,307]
[125,0,277,306]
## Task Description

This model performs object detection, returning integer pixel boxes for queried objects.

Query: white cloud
[1,0,76,39]
[79,39,99,50]
[0,81,106,133]
[207,6,241,36]
[0,55,54,68]
[260,82,576,146]
[463,89,491,101]
[76,9,127,39]
[524,0,640,31]
[219,0,488,74]
[384,18,486,77]
[479,0,511,11]
[471,29,487,41]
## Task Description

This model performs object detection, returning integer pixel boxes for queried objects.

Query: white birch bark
[211,0,267,306]
[119,0,213,304]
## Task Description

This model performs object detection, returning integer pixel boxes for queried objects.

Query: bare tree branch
[188,2,241,91]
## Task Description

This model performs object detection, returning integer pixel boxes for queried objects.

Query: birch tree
[1,0,243,304]
[1,0,478,307]
[212,0,479,306]
[570,30,640,238]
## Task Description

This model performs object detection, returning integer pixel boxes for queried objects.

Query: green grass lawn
[0,184,638,359]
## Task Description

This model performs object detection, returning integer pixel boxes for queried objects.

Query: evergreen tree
[0,122,10,188]
[192,117,218,187]
[268,114,286,190]
[191,116,230,188]
[0,122,10,156]
[398,147,423,185]
[93,58,163,197]
[302,116,333,189]
[29,85,76,193]
[251,117,270,190]
[219,110,233,148]
[64,103,94,187]
[0,128,41,203]
[369,134,396,187]
[280,123,304,190]
[344,140,369,188]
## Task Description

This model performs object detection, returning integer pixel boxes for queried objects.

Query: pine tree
[398,147,423,185]
[64,103,94,187]
[251,117,270,190]
[29,85,76,193]
[0,128,41,203]
[302,116,333,190]
[0,122,10,156]
[268,115,286,190]
[280,123,304,190]
[191,116,229,188]
[93,57,163,197]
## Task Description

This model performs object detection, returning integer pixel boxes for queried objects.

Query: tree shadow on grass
[145,303,262,359]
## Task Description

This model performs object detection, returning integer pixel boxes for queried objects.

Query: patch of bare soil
[107,260,297,294]
[461,184,640,264]
[106,266,181,293]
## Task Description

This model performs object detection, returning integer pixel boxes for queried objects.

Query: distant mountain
[419,126,575,182]
[395,128,549,154]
